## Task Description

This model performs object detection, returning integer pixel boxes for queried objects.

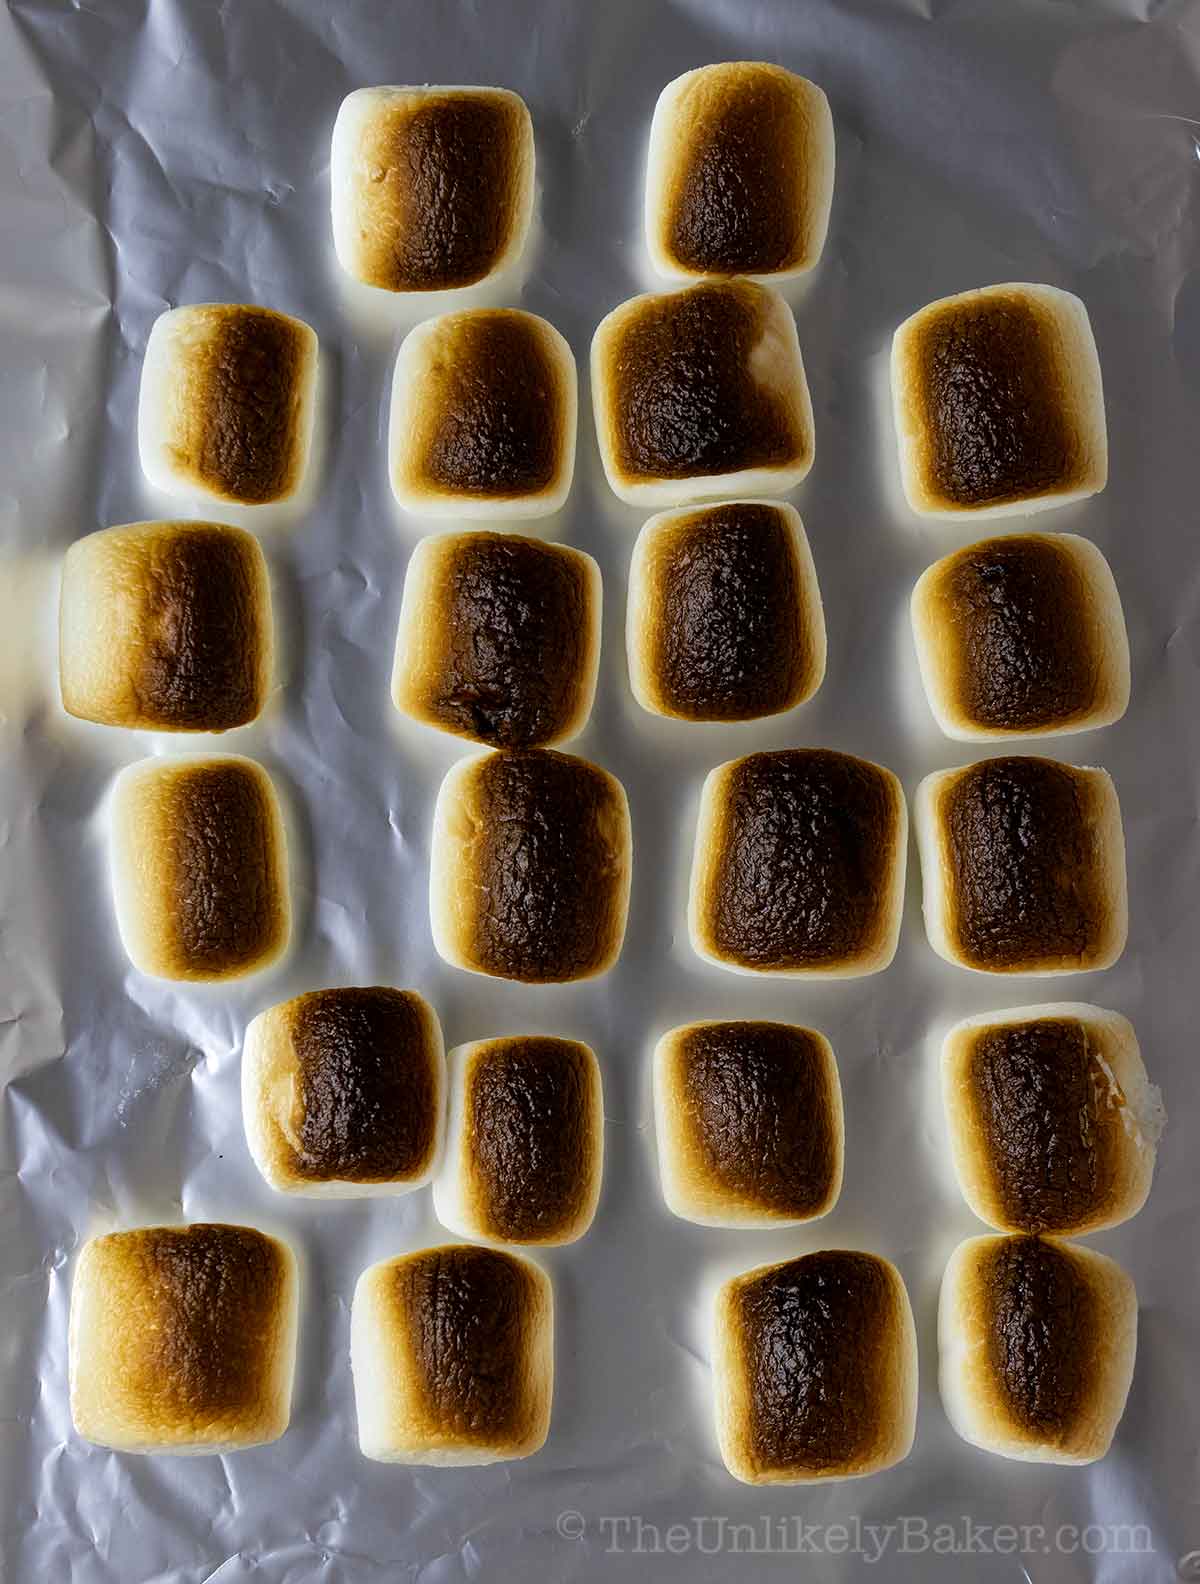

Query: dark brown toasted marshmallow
[69,1223,297,1454]
[243,987,445,1196]
[431,749,631,983]
[916,756,1127,974]
[390,309,576,517]
[591,280,813,506]
[628,501,825,722]
[912,532,1129,740]
[393,532,601,747]
[434,1037,603,1245]
[330,86,534,293]
[646,63,834,281]
[139,305,317,506]
[110,754,290,981]
[59,520,272,732]
[690,749,907,977]
[939,1234,1137,1463]
[941,1004,1161,1235]
[891,284,1106,518]
[351,1243,553,1464]
[715,1250,917,1483]
[654,1021,842,1225]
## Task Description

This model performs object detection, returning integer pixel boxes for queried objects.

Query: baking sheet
[2,0,1200,1579]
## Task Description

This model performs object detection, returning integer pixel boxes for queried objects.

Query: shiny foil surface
[2,1,1198,1579]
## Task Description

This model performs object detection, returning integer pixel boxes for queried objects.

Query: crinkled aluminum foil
[2,1,1199,1579]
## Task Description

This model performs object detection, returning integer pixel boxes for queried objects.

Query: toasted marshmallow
[628,500,824,722]
[331,86,534,293]
[891,283,1106,519]
[109,754,290,982]
[689,749,907,977]
[389,309,576,518]
[430,749,632,984]
[592,280,814,507]
[715,1250,917,1483]
[393,532,601,748]
[911,532,1129,740]
[939,1234,1136,1464]
[243,987,445,1197]
[351,1244,553,1464]
[645,63,834,282]
[433,1036,603,1245]
[915,756,1127,975]
[941,1004,1161,1235]
[654,1020,842,1226]
[60,520,272,732]
[69,1223,297,1454]
[138,304,317,506]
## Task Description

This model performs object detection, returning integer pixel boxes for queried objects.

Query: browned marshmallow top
[405,534,593,748]
[168,306,311,504]
[451,750,628,983]
[921,536,1112,733]
[600,282,808,484]
[660,64,827,277]
[732,1251,902,1476]
[389,1244,545,1443]
[703,750,900,971]
[152,760,287,978]
[640,504,819,721]
[287,988,440,1184]
[669,1022,838,1217]
[939,758,1114,971]
[132,524,268,730]
[80,1225,289,1433]
[958,1017,1133,1233]
[906,292,1089,511]
[976,1235,1104,1441]
[466,1037,597,1241]
[405,313,568,501]
[350,91,529,291]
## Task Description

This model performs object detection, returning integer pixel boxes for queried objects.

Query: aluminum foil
[2,1,1199,1579]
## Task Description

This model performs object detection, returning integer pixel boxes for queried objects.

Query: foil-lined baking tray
[2,1,1198,1578]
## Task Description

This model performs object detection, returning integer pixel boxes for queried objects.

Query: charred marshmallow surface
[333,88,532,292]
[111,756,290,982]
[395,533,597,748]
[633,503,823,721]
[939,758,1119,971]
[434,749,630,983]
[593,280,812,496]
[351,1243,553,1463]
[892,285,1106,517]
[141,305,316,506]
[695,749,904,974]
[69,1224,294,1451]
[59,521,271,732]
[718,1250,914,1481]
[662,1021,840,1221]
[650,63,834,278]
[914,534,1127,737]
